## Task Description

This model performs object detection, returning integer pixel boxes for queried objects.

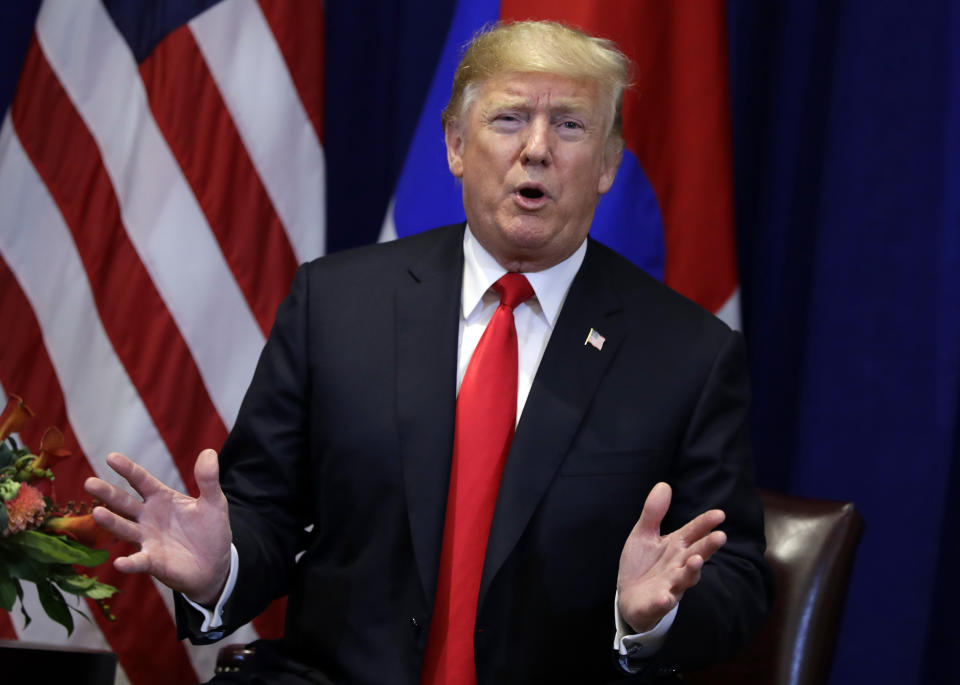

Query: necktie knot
[493,273,534,310]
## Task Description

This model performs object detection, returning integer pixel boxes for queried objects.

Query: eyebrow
[484,96,593,116]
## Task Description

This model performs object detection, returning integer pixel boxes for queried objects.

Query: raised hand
[617,482,727,633]
[84,449,232,606]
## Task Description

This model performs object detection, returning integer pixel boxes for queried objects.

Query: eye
[556,118,587,139]
[489,111,526,132]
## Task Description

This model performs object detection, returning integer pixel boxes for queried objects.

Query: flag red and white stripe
[0,1,324,682]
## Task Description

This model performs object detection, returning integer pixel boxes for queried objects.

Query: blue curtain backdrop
[2,2,958,684]
[728,3,960,684]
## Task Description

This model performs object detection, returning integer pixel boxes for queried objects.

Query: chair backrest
[685,489,865,685]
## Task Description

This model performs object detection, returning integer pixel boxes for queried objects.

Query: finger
[671,555,704,594]
[105,452,167,499]
[85,476,144,520]
[194,448,223,502]
[92,505,143,544]
[685,530,727,564]
[675,508,726,545]
[634,482,672,538]
[114,549,153,575]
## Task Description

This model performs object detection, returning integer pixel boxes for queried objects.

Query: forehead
[473,72,603,113]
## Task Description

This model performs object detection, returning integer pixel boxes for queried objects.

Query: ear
[445,121,465,178]
[597,138,623,195]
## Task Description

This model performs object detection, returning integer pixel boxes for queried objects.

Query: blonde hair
[442,21,631,144]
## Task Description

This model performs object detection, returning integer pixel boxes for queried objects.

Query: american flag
[1,1,739,683]
[585,328,606,351]
[0,0,322,681]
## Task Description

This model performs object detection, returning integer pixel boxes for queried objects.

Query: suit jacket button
[410,616,420,630]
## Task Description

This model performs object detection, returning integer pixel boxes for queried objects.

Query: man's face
[445,72,621,272]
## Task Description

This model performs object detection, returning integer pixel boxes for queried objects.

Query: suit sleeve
[177,264,315,641]
[631,330,773,674]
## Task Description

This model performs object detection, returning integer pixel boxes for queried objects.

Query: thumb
[194,448,223,501]
[635,482,672,538]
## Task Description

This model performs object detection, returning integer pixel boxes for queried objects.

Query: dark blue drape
[729,2,960,684]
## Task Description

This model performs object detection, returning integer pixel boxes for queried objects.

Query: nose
[520,116,551,166]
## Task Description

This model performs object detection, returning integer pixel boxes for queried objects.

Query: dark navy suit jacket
[179,224,771,684]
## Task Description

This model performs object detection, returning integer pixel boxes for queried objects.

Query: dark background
[3,2,958,684]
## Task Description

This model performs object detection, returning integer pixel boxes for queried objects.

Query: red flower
[3,482,47,536]
[0,395,34,442]
[44,513,115,549]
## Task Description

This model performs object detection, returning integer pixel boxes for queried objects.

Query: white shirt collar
[461,224,587,327]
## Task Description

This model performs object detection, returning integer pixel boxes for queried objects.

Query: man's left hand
[617,482,727,633]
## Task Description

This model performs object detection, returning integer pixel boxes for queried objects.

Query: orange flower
[3,482,47,536]
[44,513,115,548]
[0,395,34,442]
[32,426,71,471]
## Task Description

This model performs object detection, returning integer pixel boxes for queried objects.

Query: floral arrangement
[0,394,118,634]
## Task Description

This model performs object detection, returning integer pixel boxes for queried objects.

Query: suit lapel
[479,241,626,605]
[396,226,464,605]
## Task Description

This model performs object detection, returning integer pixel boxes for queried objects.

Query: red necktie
[420,273,534,685]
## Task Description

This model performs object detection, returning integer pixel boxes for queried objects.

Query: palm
[617,482,727,633]
[85,449,232,605]
[135,482,230,592]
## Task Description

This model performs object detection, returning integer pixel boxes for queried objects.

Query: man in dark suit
[86,21,770,684]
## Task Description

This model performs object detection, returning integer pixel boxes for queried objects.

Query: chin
[499,216,558,248]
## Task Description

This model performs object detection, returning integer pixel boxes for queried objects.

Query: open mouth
[519,187,545,200]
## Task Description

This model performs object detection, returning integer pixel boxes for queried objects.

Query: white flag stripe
[715,287,742,331]
[35,1,264,429]
[0,117,187,494]
[0,384,22,451]
[191,0,325,264]
[378,197,399,244]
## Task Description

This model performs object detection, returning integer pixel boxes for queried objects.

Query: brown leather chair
[684,489,865,685]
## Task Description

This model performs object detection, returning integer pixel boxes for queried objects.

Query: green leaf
[53,573,119,600]
[0,567,20,611]
[18,588,31,630]
[0,498,8,531]
[36,579,73,635]
[3,552,46,583]
[8,530,109,566]
[67,602,94,627]
[0,441,13,467]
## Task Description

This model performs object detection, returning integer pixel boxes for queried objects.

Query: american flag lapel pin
[584,328,605,351]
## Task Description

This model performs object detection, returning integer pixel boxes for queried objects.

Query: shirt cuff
[613,591,679,673]
[182,543,239,634]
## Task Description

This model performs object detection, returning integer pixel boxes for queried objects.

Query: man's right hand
[84,449,232,607]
